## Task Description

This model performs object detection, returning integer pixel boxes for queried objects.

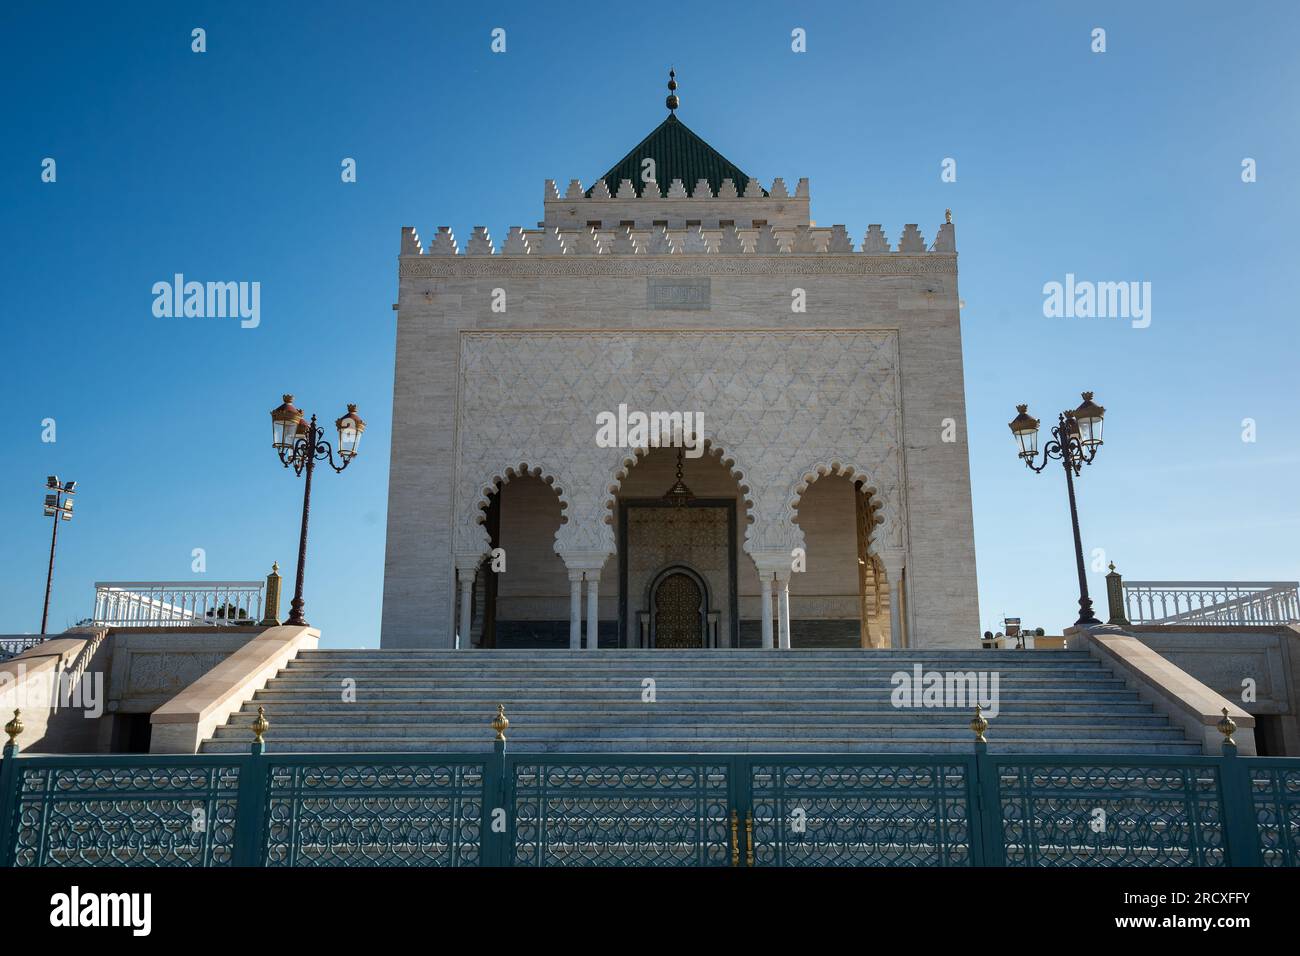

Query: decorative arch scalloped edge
[598,437,758,539]
[458,460,571,556]
[784,459,891,553]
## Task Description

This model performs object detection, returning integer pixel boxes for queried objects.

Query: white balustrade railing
[92,582,265,628]
[1123,581,1300,627]
[0,636,46,659]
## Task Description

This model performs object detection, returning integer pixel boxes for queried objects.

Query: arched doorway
[475,471,570,648]
[612,446,748,647]
[648,565,712,648]
[788,469,893,647]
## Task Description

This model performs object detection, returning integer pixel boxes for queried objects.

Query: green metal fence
[1,713,1297,867]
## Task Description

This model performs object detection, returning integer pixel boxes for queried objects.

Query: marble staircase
[200,648,1200,754]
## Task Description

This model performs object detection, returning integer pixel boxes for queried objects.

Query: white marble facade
[380,156,979,648]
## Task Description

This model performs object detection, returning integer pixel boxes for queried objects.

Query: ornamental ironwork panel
[997,762,1226,866]
[512,761,731,866]
[1250,763,1300,867]
[262,761,485,866]
[12,762,240,867]
[3,750,1299,869]
[750,761,973,866]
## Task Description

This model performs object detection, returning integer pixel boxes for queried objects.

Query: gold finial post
[491,704,509,742]
[4,709,23,748]
[665,68,680,112]
[969,704,989,744]
[252,706,269,744]
[945,208,952,224]
[1217,707,1237,748]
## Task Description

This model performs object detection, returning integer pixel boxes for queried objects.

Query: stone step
[261,679,1129,694]
[297,650,1097,658]
[210,722,1189,741]
[249,687,1142,703]
[279,671,1116,684]
[279,665,1118,678]
[292,653,1102,666]
[290,649,1102,660]
[202,648,1199,755]
[200,737,1204,755]
[239,697,1164,712]
[261,672,1127,686]
[220,701,1179,722]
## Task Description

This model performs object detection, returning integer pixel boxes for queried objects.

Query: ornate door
[653,572,704,648]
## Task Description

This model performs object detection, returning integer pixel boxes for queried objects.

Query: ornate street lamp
[269,395,365,626]
[40,476,76,634]
[1009,392,1107,627]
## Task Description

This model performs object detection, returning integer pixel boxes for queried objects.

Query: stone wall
[0,628,267,754]
[1129,625,1299,756]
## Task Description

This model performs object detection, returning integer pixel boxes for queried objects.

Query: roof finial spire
[665,68,680,113]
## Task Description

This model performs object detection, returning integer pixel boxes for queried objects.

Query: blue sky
[2,1,1297,644]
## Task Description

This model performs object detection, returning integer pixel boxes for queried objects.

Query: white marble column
[457,572,474,650]
[568,570,583,650]
[776,571,792,650]
[893,577,908,648]
[585,571,600,651]
[760,575,774,649]
[889,582,902,648]
[453,554,487,651]
[877,550,907,650]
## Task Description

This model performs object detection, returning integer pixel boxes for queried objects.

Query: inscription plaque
[647,277,711,310]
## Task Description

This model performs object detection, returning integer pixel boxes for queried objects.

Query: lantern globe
[270,394,304,449]
[1072,391,1105,448]
[1008,404,1041,459]
[335,404,366,459]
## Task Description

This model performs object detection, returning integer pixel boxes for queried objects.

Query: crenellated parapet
[400,178,956,266]
[427,226,458,256]
[399,215,956,259]
[400,226,423,256]
[543,176,811,230]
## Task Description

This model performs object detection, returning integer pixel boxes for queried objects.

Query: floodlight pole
[40,507,60,635]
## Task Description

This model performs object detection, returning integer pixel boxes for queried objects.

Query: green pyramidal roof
[588,113,763,198]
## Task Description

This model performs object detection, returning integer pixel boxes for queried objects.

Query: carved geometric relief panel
[455,329,903,559]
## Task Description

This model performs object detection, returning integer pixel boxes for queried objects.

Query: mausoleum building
[380,86,979,651]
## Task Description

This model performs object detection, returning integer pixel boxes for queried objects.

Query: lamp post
[269,395,365,627]
[40,476,76,634]
[1009,391,1106,627]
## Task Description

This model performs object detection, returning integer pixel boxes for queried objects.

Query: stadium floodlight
[39,477,78,633]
